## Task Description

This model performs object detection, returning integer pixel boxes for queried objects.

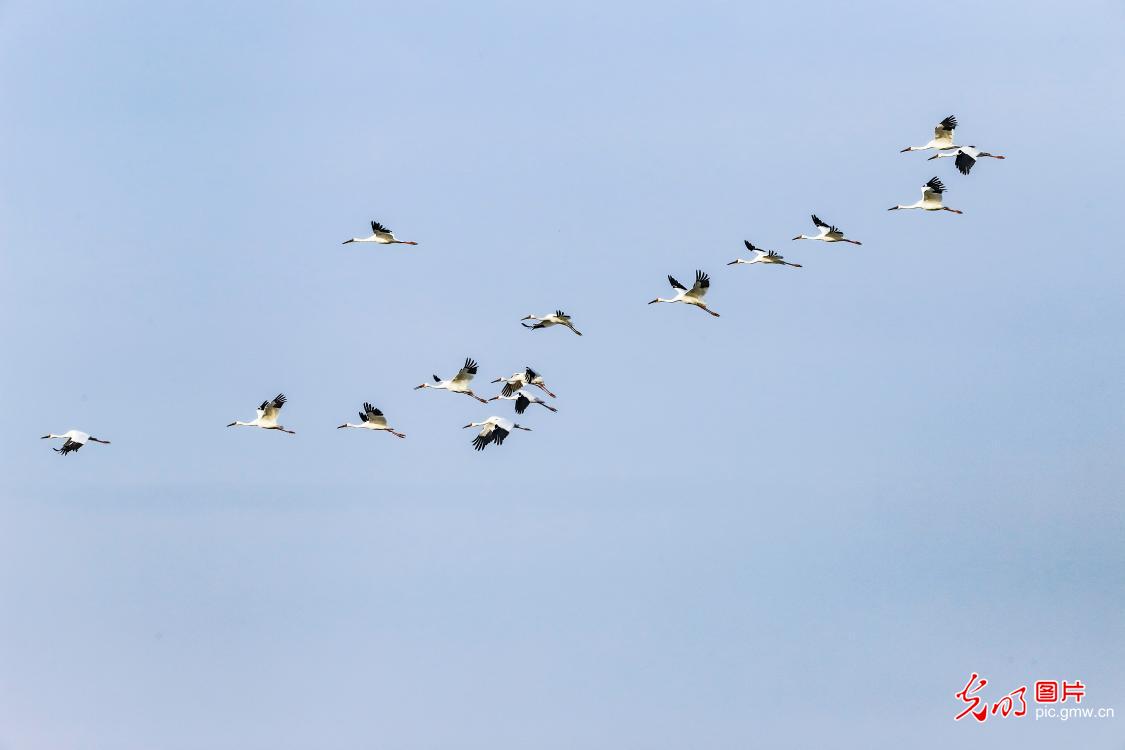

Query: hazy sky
[1,1,1123,748]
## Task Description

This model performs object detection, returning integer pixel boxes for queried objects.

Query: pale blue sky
[1,1,1123,747]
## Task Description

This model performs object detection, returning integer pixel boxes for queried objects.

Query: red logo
[955,674,1090,722]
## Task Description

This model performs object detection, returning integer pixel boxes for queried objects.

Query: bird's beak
[520,315,532,320]
[726,260,738,265]
[40,434,51,439]
[490,378,501,383]
[791,235,801,241]
[899,146,911,153]
[926,154,939,160]
[647,299,659,305]
[413,384,425,390]
[486,396,497,402]
[461,423,473,429]
[226,422,237,427]
[336,424,347,429]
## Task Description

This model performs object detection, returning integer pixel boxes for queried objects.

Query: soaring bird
[414,358,489,402]
[491,366,557,398]
[792,215,862,245]
[336,402,406,438]
[342,220,418,246]
[521,311,582,336]
[487,389,558,414]
[888,176,963,214]
[728,240,802,268]
[227,394,295,434]
[927,145,1006,175]
[40,430,110,455]
[900,115,960,153]
[649,270,720,317]
[463,416,532,451]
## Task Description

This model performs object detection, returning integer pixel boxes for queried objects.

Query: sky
[1,0,1124,747]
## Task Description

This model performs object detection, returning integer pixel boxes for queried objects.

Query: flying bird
[927,145,1006,175]
[487,389,558,414]
[728,240,802,268]
[227,394,295,434]
[792,215,862,245]
[342,220,418,246]
[414,358,489,402]
[888,176,963,214]
[901,115,960,153]
[336,402,405,438]
[521,311,582,336]
[491,366,557,398]
[463,416,532,451]
[649,270,721,317]
[40,430,110,455]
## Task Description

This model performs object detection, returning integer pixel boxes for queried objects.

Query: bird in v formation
[47,114,1004,454]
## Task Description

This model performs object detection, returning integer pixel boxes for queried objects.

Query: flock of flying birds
[41,114,1004,455]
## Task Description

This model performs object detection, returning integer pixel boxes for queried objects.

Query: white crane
[342,220,418,246]
[927,145,1006,175]
[336,402,406,438]
[900,115,960,153]
[649,270,720,316]
[487,389,558,414]
[728,240,802,268]
[491,366,557,398]
[792,215,862,245]
[521,310,582,336]
[462,416,532,451]
[414,358,489,402]
[227,393,295,434]
[888,176,963,214]
[40,429,110,455]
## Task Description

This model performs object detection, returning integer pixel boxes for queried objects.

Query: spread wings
[257,393,286,420]
[935,115,957,139]
[359,402,387,427]
[688,270,710,298]
[451,358,479,385]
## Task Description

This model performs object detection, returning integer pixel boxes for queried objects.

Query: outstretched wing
[935,115,957,139]
[925,176,946,195]
[554,310,569,320]
[260,393,286,420]
[490,426,511,446]
[688,270,710,298]
[811,214,829,229]
[954,151,976,175]
[452,358,478,385]
[501,378,522,397]
[472,424,497,451]
[514,394,530,414]
[361,402,387,427]
[667,275,687,291]
[371,220,392,234]
[743,239,762,254]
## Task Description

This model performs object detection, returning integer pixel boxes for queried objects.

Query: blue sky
[1,0,1123,747]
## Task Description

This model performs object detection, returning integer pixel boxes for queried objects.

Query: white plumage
[40,429,110,455]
